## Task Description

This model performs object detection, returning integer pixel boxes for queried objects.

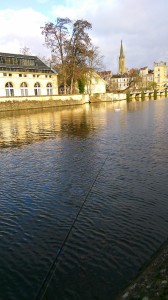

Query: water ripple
[0,100,168,299]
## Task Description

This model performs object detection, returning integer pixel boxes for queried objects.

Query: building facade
[0,52,58,97]
[154,61,168,89]
[139,66,149,76]
[98,71,112,92]
[85,71,106,95]
[110,74,130,91]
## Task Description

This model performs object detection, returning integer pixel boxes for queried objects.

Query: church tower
[118,40,126,74]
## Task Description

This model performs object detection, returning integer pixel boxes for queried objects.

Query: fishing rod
[35,153,109,300]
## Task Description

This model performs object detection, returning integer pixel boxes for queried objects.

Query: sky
[0,0,168,73]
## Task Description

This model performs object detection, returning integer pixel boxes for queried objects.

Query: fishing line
[35,152,110,300]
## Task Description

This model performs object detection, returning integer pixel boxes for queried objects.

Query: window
[34,82,41,95]
[20,82,28,96]
[5,82,14,96]
[47,83,53,95]
[28,59,35,66]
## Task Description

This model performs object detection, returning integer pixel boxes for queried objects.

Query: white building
[139,66,149,76]
[111,74,130,91]
[154,61,168,89]
[0,52,58,97]
[85,71,106,95]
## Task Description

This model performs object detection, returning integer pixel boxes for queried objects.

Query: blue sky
[0,0,168,72]
[1,0,59,12]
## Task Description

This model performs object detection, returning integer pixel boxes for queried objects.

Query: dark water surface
[0,99,168,300]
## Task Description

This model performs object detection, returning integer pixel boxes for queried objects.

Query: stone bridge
[129,90,166,100]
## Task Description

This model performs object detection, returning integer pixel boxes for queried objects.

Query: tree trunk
[70,76,74,94]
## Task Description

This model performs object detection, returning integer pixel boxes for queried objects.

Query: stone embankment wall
[115,238,168,300]
[90,93,127,102]
[0,92,126,112]
[0,94,89,112]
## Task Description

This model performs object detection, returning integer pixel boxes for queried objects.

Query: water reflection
[0,98,168,300]
[0,101,128,147]
[0,106,88,147]
[0,98,166,148]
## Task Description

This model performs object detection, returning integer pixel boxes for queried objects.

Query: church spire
[118,40,126,74]
[120,40,124,57]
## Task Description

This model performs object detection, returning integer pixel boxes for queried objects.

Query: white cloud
[0,8,49,56]
[50,0,168,71]
[1,0,168,72]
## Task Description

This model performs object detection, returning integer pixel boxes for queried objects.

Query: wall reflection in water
[0,100,129,148]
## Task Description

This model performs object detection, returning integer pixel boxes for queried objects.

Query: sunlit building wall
[154,61,168,89]
[0,52,58,97]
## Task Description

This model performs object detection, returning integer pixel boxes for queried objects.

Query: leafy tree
[78,79,85,94]
[67,19,92,93]
[41,17,103,94]
[41,17,71,94]
[128,70,143,91]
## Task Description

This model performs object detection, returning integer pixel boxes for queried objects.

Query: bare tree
[37,54,51,67]
[20,46,32,55]
[85,45,104,94]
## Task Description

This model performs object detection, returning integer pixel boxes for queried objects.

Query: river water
[0,98,168,300]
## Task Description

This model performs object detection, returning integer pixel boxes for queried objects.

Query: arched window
[47,82,53,95]
[5,82,14,96]
[20,82,28,96]
[34,82,41,96]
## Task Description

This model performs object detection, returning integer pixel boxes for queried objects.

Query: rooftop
[0,52,54,73]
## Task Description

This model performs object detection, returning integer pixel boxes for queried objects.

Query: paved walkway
[115,239,168,300]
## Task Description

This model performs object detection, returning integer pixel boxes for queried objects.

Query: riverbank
[115,238,168,300]
[0,92,127,112]
[0,93,91,112]
[0,97,87,112]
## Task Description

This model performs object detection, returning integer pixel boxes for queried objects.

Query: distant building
[98,71,112,92]
[109,40,129,91]
[128,68,139,75]
[0,52,58,97]
[111,74,130,91]
[154,61,168,89]
[139,67,154,89]
[139,66,149,76]
[85,71,106,95]
[98,71,112,85]
[118,40,127,75]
